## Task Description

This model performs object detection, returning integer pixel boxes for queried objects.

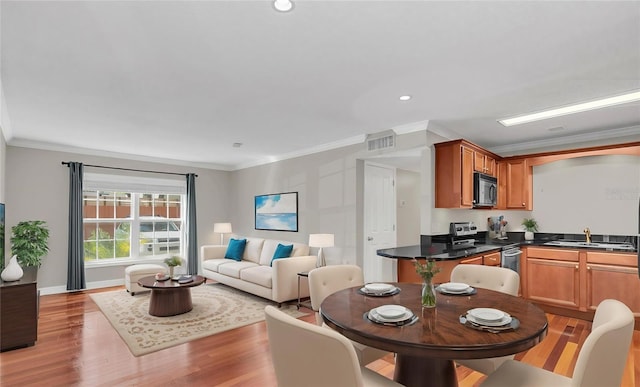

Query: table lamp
[213,222,232,245]
[309,233,334,267]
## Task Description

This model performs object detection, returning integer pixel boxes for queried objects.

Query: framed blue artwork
[255,192,298,232]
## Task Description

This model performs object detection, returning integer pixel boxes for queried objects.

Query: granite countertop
[377,243,503,260]
[377,238,638,260]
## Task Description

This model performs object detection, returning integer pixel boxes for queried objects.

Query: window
[83,174,186,265]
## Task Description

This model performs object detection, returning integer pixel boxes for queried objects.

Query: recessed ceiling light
[273,0,293,12]
[498,90,640,126]
[399,95,412,101]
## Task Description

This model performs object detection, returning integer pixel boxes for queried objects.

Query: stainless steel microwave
[473,172,497,207]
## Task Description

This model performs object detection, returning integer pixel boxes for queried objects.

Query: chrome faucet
[583,227,591,244]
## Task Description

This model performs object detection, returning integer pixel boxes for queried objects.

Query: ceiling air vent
[366,130,396,152]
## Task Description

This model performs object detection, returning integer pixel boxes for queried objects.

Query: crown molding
[488,125,640,155]
[232,134,366,170]
[7,138,234,171]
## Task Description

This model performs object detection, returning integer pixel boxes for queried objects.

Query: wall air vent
[366,130,396,152]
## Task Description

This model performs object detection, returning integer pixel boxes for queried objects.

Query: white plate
[466,313,513,327]
[365,283,394,293]
[439,286,474,294]
[375,305,408,319]
[440,282,470,292]
[369,308,414,323]
[360,286,397,294]
[468,308,506,322]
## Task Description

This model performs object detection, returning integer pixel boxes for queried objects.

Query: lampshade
[214,223,233,234]
[308,233,334,248]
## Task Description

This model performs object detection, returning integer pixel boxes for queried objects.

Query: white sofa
[201,236,317,304]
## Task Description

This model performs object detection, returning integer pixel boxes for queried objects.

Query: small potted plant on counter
[522,218,539,241]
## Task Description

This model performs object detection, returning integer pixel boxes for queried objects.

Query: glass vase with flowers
[414,258,441,308]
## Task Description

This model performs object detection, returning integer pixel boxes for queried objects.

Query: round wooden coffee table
[137,275,206,317]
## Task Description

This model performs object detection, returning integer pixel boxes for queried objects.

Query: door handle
[367,237,373,241]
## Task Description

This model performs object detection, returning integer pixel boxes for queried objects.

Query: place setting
[436,282,477,295]
[365,304,418,327]
[357,282,401,297]
[459,307,520,333]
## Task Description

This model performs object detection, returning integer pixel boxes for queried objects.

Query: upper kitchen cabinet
[434,140,500,208]
[504,158,533,210]
[474,150,496,176]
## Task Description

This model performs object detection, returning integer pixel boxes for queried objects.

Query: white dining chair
[264,305,402,387]
[450,264,520,375]
[481,299,634,387]
[308,264,390,365]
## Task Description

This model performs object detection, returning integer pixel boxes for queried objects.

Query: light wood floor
[1,285,638,386]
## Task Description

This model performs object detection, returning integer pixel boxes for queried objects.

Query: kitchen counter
[377,238,637,261]
[377,243,503,260]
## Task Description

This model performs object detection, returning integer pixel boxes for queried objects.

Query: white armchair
[450,264,520,375]
[264,305,402,387]
[308,265,391,366]
[481,299,634,387]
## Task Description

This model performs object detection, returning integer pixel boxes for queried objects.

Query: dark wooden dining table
[320,282,548,387]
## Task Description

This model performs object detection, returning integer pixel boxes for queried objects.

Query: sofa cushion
[242,237,265,264]
[260,239,310,266]
[240,266,273,288]
[202,258,233,273]
[271,243,294,266]
[225,238,247,261]
[218,261,260,278]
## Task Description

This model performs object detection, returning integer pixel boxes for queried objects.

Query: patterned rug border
[90,283,306,356]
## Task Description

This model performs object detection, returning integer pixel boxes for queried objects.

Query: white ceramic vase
[524,231,534,241]
[1,255,24,282]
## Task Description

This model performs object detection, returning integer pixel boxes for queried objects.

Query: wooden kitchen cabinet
[461,146,474,207]
[586,251,640,317]
[505,158,532,210]
[460,256,483,265]
[483,251,501,266]
[474,151,496,176]
[434,139,500,208]
[525,247,580,309]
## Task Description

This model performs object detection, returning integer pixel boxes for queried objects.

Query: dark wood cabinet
[1,266,38,351]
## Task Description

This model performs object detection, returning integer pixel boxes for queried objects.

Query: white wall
[396,169,421,247]
[229,131,428,266]
[532,155,639,235]
[5,146,231,290]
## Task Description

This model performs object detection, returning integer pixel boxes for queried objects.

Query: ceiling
[1,1,639,171]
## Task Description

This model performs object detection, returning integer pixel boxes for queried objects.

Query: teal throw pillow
[225,238,247,261]
[271,243,294,266]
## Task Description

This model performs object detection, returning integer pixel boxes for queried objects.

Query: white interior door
[364,162,397,283]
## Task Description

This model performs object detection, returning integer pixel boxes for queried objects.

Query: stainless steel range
[449,222,478,250]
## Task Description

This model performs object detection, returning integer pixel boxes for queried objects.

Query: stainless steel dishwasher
[501,244,522,274]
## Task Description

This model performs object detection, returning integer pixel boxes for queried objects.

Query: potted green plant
[164,255,183,278]
[11,220,50,267]
[521,218,539,241]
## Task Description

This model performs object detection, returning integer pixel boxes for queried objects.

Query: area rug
[90,283,306,356]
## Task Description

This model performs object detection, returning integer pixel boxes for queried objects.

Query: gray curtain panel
[67,162,86,290]
[186,173,198,275]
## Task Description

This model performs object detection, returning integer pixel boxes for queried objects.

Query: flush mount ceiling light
[273,0,293,12]
[399,95,412,101]
[498,90,640,126]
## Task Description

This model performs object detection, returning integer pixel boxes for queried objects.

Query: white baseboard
[39,278,125,295]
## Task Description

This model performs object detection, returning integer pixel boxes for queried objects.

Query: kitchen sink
[543,240,635,250]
